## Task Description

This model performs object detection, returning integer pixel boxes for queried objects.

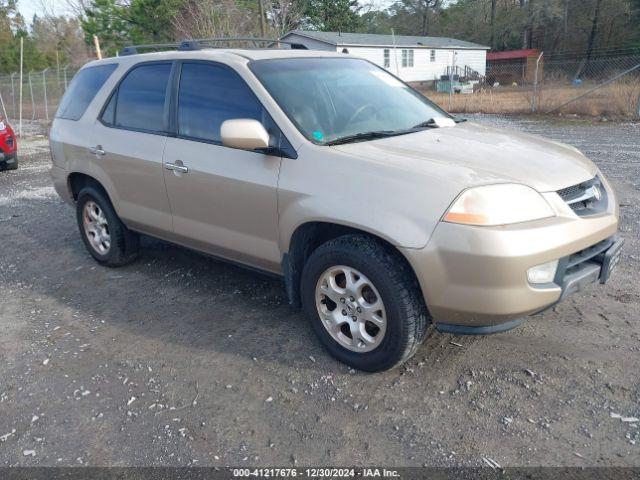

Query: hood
[331,122,597,192]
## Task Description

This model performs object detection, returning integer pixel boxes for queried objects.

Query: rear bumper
[51,164,73,204]
[401,205,620,331]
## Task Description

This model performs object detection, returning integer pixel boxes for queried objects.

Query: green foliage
[306,0,363,31]
[32,15,87,68]
[2,0,640,75]
[362,0,639,55]
[81,0,185,56]
[0,0,48,73]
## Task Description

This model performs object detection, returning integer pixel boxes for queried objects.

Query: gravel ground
[0,115,639,468]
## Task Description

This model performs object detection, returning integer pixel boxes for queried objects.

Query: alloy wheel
[315,265,387,352]
[83,201,111,255]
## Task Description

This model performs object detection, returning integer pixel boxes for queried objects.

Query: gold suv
[50,42,622,371]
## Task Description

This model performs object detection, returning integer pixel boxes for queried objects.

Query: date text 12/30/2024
[232,468,401,478]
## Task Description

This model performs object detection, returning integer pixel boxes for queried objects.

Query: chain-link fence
[0,66,80,125]
[1,54,639,126]
[422,53,640,119]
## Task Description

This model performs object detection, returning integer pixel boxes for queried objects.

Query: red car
[0,116,18,170]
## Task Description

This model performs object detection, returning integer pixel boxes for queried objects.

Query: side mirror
[221,119,270,151]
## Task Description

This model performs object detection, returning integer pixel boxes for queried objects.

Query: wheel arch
[67,172,109,201]
[282,221,423,308]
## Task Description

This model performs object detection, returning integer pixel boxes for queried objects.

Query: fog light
[527,260,559,284]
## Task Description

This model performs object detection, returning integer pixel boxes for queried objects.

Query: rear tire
[76,186,139,267]
[301,234,429,372]
[6,156,18,170]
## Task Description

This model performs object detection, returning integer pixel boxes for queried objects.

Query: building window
[383,49,390,68]
[430,49,436,62]
[401,49,414,68]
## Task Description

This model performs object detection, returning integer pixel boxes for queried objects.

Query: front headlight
[443,184,555,226]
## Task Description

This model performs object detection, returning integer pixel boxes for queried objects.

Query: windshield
[249,57,452,145]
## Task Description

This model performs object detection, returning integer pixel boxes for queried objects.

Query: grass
[422,78,640,118]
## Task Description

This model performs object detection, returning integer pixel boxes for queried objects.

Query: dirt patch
[0,116,639,467]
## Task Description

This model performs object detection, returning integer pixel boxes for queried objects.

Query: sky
[18,0,72,22]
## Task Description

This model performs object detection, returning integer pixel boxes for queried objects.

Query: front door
[162,62,282,272]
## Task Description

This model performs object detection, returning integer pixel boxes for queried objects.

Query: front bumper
[401,203,620,331]
[0,150,17,167]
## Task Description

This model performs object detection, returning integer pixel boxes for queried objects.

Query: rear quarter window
[56,64,118,121]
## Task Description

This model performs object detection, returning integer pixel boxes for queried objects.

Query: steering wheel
[345,104,377,129]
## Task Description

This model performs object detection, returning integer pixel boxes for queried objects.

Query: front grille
[557,176,607,216]
[6,136,13,148]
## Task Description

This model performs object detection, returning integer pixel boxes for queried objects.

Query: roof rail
[119,43,180,56]
[179,37,308,50]
[119,37,307,56]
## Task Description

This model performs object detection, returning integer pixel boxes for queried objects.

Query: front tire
[76,186,139,267]
[301,235,429,372]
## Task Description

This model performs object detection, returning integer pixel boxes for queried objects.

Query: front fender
[277,144,461,253]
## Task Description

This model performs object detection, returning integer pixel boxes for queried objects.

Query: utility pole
[19,37,23,138]
[258,0,266,37]
[93,35,103,60]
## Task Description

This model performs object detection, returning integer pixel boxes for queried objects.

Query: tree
[306,0,363,31]
[266,0,306,35]
[32,14,90,68]
[0,0,49,73]
[80,0,184,55]
[172,0,258,39]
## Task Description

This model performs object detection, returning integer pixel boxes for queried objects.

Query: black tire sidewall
[6,157,18,170]
[301,239,416,372]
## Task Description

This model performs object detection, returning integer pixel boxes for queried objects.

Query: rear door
[50,63,118,181]
[161,61,283,272]
[91,62,174,235]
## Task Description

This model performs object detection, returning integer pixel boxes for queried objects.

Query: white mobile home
[280,30,489,84]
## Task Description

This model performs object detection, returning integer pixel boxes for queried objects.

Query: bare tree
[265,0,304,35]
[172,0,257,39]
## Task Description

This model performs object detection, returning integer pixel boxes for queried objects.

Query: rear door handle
[164,162,189,173]
[89,145,105,156]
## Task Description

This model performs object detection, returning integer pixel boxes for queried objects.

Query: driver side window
[178,62,264,143]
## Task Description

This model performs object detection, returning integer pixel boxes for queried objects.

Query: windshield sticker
[312,131,324,141]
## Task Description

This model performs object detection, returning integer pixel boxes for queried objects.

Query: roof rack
[120,43,180,56]
[119,37,308,56]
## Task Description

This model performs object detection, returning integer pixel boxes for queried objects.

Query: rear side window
[108,63,172,133]
[56,64,117,121]
[178,62,262,143]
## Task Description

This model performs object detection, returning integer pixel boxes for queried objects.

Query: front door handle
[89,145,105,156]
[164,162,189,174]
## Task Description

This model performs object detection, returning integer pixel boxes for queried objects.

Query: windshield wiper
[411,119,439,129]
[325,130,398,146]
[411,117,463,129]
